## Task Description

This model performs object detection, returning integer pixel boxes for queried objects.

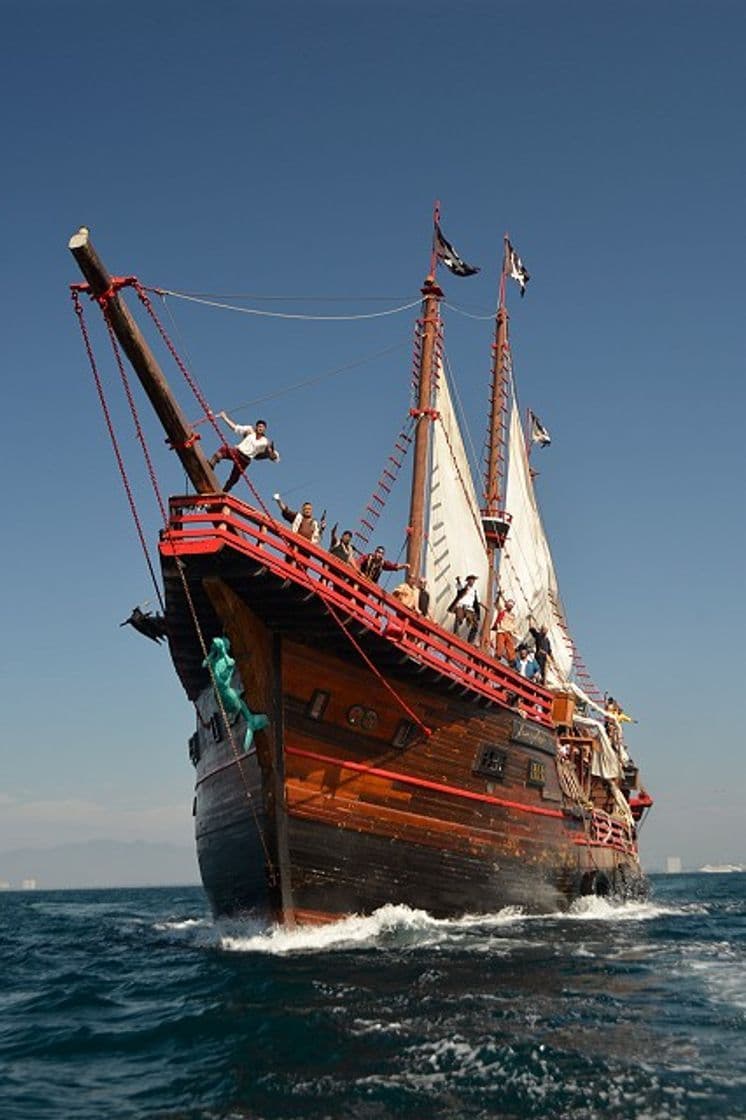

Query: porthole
[361,709,378,732]
[347,705,378,732]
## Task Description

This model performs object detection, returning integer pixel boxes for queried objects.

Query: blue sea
[1,873,744,1120]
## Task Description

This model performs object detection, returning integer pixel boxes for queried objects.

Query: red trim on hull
[286,745,565,820]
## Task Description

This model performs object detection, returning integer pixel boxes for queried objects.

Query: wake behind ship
[69,218,653,924]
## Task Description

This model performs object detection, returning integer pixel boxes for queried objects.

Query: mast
[406,272,443,577]
[479,237,510,647]
[68,227,220,495]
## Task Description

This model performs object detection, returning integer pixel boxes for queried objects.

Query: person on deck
[417,577,430,618]
[492,598,520,664]
[604,696,634,751]
[392,575,420,613]
[528,619,552,684]
[208,413,279,493]
[274,497,325,544]
[448,575,481,643]
[514,644,541,681]
[359,546,408,584]
[328,525,356,567]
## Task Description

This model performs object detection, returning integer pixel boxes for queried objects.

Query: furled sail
[424,362,489,626]
[498,401,573,685]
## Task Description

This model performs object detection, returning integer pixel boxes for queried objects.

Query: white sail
[424,363,489,626]
[498,401,574,685]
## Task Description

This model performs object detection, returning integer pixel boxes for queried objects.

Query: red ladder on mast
[355,426,414,547]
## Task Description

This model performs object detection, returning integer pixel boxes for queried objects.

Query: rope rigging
[147,287,423,322]
[74,267,604,724]
[354,418,414,550]
[72,282,277,873]
[190,338,410,423]
[71,289,165,614]
[131,281,272,519]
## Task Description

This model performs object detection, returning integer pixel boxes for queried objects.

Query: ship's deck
[159,493,555,725]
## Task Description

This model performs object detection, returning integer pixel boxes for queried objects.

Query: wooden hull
[191,627,645,923]
[165,498,647,924]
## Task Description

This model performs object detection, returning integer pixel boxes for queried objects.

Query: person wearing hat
[448,574,481,642]
[209,411,280,493]
[514,644,541,680]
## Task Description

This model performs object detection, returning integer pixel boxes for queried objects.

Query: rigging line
[144,288,413,303]
[71,291,165,614]
[432,360,485,545]
[132,281,273,519]
[102,313,169,527]
[442,351,483,484]
[502,361,580,671]
[152,290,423,322]
[173,556,277,883]
[158,293,211,412]
[193,338,410,423]
[443,300,497,321]
[322,598,432,739]
[437,417,486,546]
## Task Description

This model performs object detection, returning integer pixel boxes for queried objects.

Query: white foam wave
[217,891,701,954]
[154,917,211,932]
[563,895,691,922]
[219,902,527,955]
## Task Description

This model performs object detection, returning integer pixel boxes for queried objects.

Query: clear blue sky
[1,1,744,877]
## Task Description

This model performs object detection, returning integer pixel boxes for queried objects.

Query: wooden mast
[68,227,221,495]
[480,238,510,647]
[405,270,443,578]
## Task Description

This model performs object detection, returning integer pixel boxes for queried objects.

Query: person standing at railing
[417,577,430,618]
[514,644,541,681]
[492,597,520,664]
[209,413,280,493]
[392,575,420,613]
[359,546,408,584]
[528,618,552,684]
[448,575,481,643]
[274,496,325,544]
[328,525,357,567]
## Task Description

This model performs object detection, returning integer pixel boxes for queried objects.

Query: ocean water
[1,874,744,1120]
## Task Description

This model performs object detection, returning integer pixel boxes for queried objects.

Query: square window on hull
[474,745,507,780]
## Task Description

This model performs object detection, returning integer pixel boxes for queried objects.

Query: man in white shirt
[209,412,280,492]
[448,574,481,642]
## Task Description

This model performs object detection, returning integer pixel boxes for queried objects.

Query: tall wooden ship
[69,220,652,924]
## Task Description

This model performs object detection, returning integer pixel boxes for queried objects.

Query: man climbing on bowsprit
[209,411,280,492]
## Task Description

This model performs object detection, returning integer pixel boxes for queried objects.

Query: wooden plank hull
[190,618,646,922]
[159,509,648,925]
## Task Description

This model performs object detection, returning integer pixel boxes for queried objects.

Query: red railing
[161,494,555,726]
[574,811,637,854]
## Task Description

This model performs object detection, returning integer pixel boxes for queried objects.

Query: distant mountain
[0,840,200,889]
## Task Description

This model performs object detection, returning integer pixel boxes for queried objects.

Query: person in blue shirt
[514,644,541,680]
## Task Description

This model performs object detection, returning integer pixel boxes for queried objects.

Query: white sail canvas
[499,402,573,684]
[424,363,489,627]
